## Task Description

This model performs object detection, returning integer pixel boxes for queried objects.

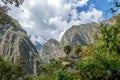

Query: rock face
[60,22,99,47]
[39,22,99,62]
[59,22,99,55]
[39,39,59,63]
[0,14,41,74]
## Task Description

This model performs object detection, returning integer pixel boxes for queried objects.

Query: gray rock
[39,22,100,62]
[0,14,42,74]
[39,39,59,63]
[58,22,99,57]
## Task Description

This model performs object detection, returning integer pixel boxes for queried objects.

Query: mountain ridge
[39,22,100,62]
[39,38,59,63]
[0,13,42,74]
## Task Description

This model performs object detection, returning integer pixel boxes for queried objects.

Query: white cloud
[73,0,89,7]
[79,8,103,23]
[8,0,103,44]
[47,0,60,8]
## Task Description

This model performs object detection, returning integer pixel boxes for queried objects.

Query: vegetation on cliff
[37,14,120,80]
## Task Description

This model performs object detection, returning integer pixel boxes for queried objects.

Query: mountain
[60,22,99,46]
[59,22,99,54]
[35,41,42,51]
[0,13,42,74]
[39,39,59,63]
[39,22,99,62]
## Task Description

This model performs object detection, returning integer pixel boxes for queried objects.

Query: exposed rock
[0,13,41,74]
[39,39,59,63]
[39,22,99,62]
[60,22,99,46]
[58,22,99,57]
[39,19,115,63]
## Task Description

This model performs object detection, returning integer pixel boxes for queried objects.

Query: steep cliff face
[0,14,41,74]
[58,22,99,56]
[60,22,99,47]
[39,22,99,62]
[39,39,59,63]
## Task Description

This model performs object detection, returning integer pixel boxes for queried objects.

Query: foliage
[75,47,120,80]
[38,58,79,80]
[23,74,38,80]
[110,0,120,13]
[73,45,82,55]
[100,24,120,54]
[1,0,24,7]
[37,14,120,80]
[54,70,78,80]
[38,59,63,79]
[0,1,120,79]
[63,45,72,55]
[0,13,19,30]
[75,14,120,80]
[0,0,24,13]
[0,56,25,80]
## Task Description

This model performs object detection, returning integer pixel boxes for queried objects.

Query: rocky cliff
[59,22,99,55]
[39,39,59,63]
[60,22,99,46]
[39,22,99,62]
[0,13,41,74]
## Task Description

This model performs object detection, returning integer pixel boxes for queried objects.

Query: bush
[0,56,24,80]
[73,45,82,55]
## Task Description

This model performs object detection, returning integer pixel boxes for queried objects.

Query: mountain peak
[39,38,59,63]
[0,13,42,74]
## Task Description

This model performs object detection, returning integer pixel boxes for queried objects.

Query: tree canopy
[64,45,72,55]
[0,0,24,13]
[0,56,25,80]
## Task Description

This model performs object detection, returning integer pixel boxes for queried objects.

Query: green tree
[63,45,72,56]
[73,45,82,56]
[38,59,63,79]
[75,14,120,80]
[0,0,24,13]
[39,63,50,74]
[100,15,120,54]
[23,74,37,80]
[0,56,25,80]
[110,1,120,13]
[55,70,78,80]
[75,50,120,80]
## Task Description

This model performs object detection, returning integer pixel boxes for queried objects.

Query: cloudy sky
[8,0,114,44]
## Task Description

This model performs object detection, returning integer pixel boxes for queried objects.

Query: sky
[7,0,115,44]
